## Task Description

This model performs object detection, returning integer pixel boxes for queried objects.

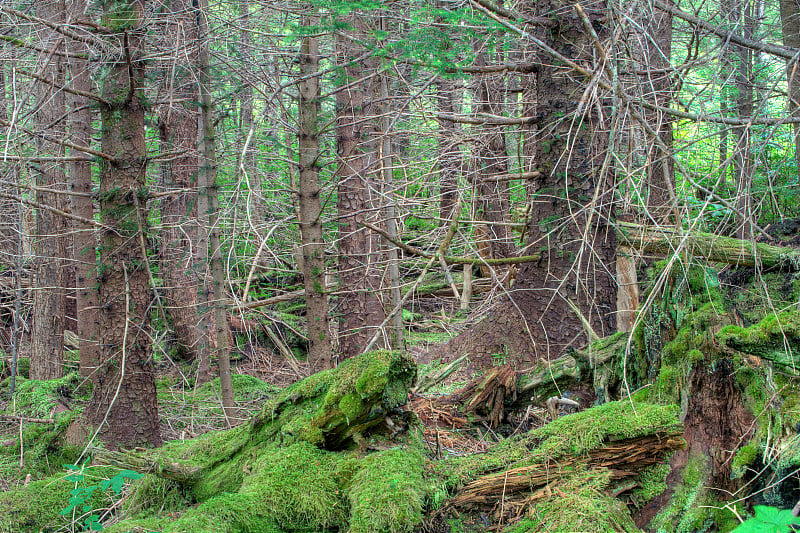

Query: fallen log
[617,221,800,271]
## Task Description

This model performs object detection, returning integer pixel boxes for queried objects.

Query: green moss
[436,402,681,489]
[732,443,760,479]
[650,454,711,533]
[347,448,427,533]
[632,462,671,504]
[124,475,193,518]
[0,466,118,533]
[513,468,641,532]
[719,310,800,368]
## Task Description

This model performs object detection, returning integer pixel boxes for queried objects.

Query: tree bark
[86,0,161,449]
[157,0,209,381]
[68,0,100,379]
[781,0,800,180]
[197,0,235,420]
[297,16,333,372]
[334,11,387,361]
[473,48,515,277]
[30,0,68,380]
[434,1,616,364]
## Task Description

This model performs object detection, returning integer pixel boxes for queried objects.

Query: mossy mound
[0,466,120,533]
[509,468,642,533]
[95,350,426,532]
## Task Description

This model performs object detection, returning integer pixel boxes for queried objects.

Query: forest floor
[0,256,799,532]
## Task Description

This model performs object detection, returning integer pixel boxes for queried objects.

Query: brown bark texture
[31,0,68,381]
[334,12,387,361]
[781,0,800,180]
[297,23,333,372]
[434,1,617,364]
[86,0,161,449]
[157,0,208,381]
[68,0,100,379]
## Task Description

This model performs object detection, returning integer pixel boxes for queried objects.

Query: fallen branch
[617,222,800,271]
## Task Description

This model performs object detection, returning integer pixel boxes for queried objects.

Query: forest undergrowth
[1,257,800,533]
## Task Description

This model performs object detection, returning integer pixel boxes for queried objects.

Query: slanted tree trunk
[68,0,100,379]
[297,16,332,372]
[86,0,161,449]
[335,11,387,361]
[433,0,616,364]
[30,0,68,380]
[157,0,209,381]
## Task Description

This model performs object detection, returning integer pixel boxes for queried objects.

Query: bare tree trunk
[734,0,755,240]
[781,0,800,180]
[68,0,100,379]
[157,0,209,381]
[335,11,387,361]
[297,16,332,372]
[86,0,160,449]
[197,0,234,419]
[30,0,67,380]
[473,50,514,277]
[238,0,263,233]
[379,17,403,350]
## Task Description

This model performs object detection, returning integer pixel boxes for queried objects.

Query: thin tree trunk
[297,16,332,372]
[30,0,68,380]
[734,0,755,240]
[197,0,235,420]
[86,0,161,449]
[158,0,209,381]
[473,49,514,277]
[335,11,387,361]
[67,0,100,379]
[238,0,263,234]
[781,0,800,180]
[379,17,403,350]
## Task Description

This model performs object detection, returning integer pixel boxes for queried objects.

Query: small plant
[61,464,144,531]
[491,345,509,366]
[732,505,800,533]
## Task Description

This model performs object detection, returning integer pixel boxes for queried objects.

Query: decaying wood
[450,431,685,510]
[617,222,800,270]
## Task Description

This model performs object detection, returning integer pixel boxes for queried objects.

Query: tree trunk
[157,0,209,381]
[644,0,676,221]
[86,0,161,449]
[734,0,755,240]
[297,17,333,372]
[335,12,387,361]
[30,0,68,380]
[197,0,235,420]
[781,0,800,180]
[473,49,514,277]
[433,0,616,364]
[68,0,100,379]
[238,0,263,233]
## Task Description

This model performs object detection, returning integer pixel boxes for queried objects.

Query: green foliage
[732,506,800,533]
[60,466,143,531]
[0,466,118,533]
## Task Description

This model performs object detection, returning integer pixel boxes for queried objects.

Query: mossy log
[617,221,800,270]
[434,402,684,529]
[94,350,417,481]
